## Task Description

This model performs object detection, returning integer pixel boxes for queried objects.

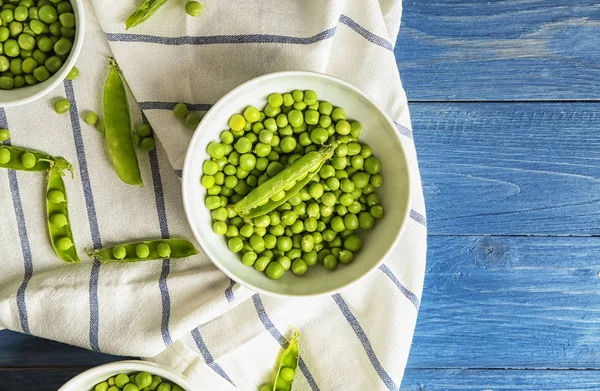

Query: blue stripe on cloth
[338,15,394,51]
[64,80,103,351]
[332,294,398,391]
[191,328,236,386]
[148,146,174,347]
[105,27,337,46]
[139,101,213,112]
[378,264,420,309]
[252,294,320,391]
[224,279,236,302]
[393,121,413,139]
[2,108,33,335]
[409,209,427,227]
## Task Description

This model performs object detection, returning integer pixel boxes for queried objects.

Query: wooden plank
[401,369,600,390]
[406,235,600,369]
[0,330,126,367]
[395,0,600,100]
[0,368,84,391]
[411,102,600,235]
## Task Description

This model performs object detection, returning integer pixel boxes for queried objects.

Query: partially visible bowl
[0,0,85,107]
[58,360,194,391]
[182,71,411,297]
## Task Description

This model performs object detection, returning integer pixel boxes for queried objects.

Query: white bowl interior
[183,72,411,297]
[57,360,194,391]
[0,0,85,107]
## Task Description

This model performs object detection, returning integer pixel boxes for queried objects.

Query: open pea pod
[125,0,170,30]
[88,239,198,264]
[46,167,80,263]
[273,329,300,391]
[0,145,72,173]
[232,143,338,218]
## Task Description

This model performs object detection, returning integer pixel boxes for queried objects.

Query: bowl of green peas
[182,71,411,297]
[58,360,194,391]
[0,0,85,107]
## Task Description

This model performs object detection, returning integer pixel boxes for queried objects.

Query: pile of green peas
[0,0,76,90]
[202,90,384,280]
[91,371,185,391]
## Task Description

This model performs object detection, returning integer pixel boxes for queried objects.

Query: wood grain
[0,330,126,367]
[411,102,600,235]
[395,0,600,100]
[406,236,600,369]
[0,368,84,391]
[401,369,600,390]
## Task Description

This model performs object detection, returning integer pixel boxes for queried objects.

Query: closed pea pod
[46,166,80,263]
[103,58,143,186]
[125,0,169,29]
[88,239,198,263]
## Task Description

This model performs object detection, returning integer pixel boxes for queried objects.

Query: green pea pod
[88,239,199,263]
[232,143,338,218]
[0,145,72,173]
[46,167,80,263]
[125,0,170,30]
[273,329,300,391]
[104,58,143,186]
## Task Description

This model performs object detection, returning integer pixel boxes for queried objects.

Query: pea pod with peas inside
[232,142,339,218]
[261,329,299,391]
[88,239,199,263]
[125,0,170,30]
[0,144,72,173]
[104,58,143,186]
[46,167,80,263]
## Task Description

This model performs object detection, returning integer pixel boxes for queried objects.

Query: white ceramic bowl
[183,71,411,297]
[0,0,85,107]
[58,360,194,391]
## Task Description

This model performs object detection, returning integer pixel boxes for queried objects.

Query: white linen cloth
[0,0,427,389]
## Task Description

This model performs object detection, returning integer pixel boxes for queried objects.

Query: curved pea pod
[232,143,338,218]
[104,58,143,186]
[88,239,199,264]
[125,0,170,30]
[0,145,72,173]
[272,329,300,391]
[46,167,80,263]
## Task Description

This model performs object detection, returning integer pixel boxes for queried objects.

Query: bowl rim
[182,70,412,298]
[0,0,86,108]
[57,360,195,390]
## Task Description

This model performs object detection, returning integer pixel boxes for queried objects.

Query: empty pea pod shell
[46,167,80,263]
[104,58,143,186]
[125,0,170,30]
[272,328,300,391]
[0,145,72,173]
[232,143,339,218]
[88,239,199,263]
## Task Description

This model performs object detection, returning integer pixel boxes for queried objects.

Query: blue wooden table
[2,1,600,389]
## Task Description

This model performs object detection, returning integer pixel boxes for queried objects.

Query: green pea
[251,256,268,271]
[211,207,228,221]
[370,173,383,188]
[115,373,130,388]
[112,246,127,260]
[323,254,337,270]
[203,160,218,175]
[239,250,256,266]
[321,204,333,217]
[123,384,140,391]
[95,382,109,391]
[157,385,171,391]
[227,237,243,253]
[185,1,202,16]
[364,156,381,174]
[0,147,11,163]
[291,220,304,234]
[371,205,384,219]
[133,244,150,258]
[4,39,20,57]
[282,93,294,106]
[267,93,283,108]
[1,9,14,24]
[0,129,12,142]
[276,236,292,252]
[264,103,281,118]
[33,65,50,81]
[339,193,354,207]
[265,261,284,279]
[352,172,370,189]
[331,107,346,121]
[157,243,172,258]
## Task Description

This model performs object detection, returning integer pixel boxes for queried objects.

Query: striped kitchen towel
[0,0,426,390]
